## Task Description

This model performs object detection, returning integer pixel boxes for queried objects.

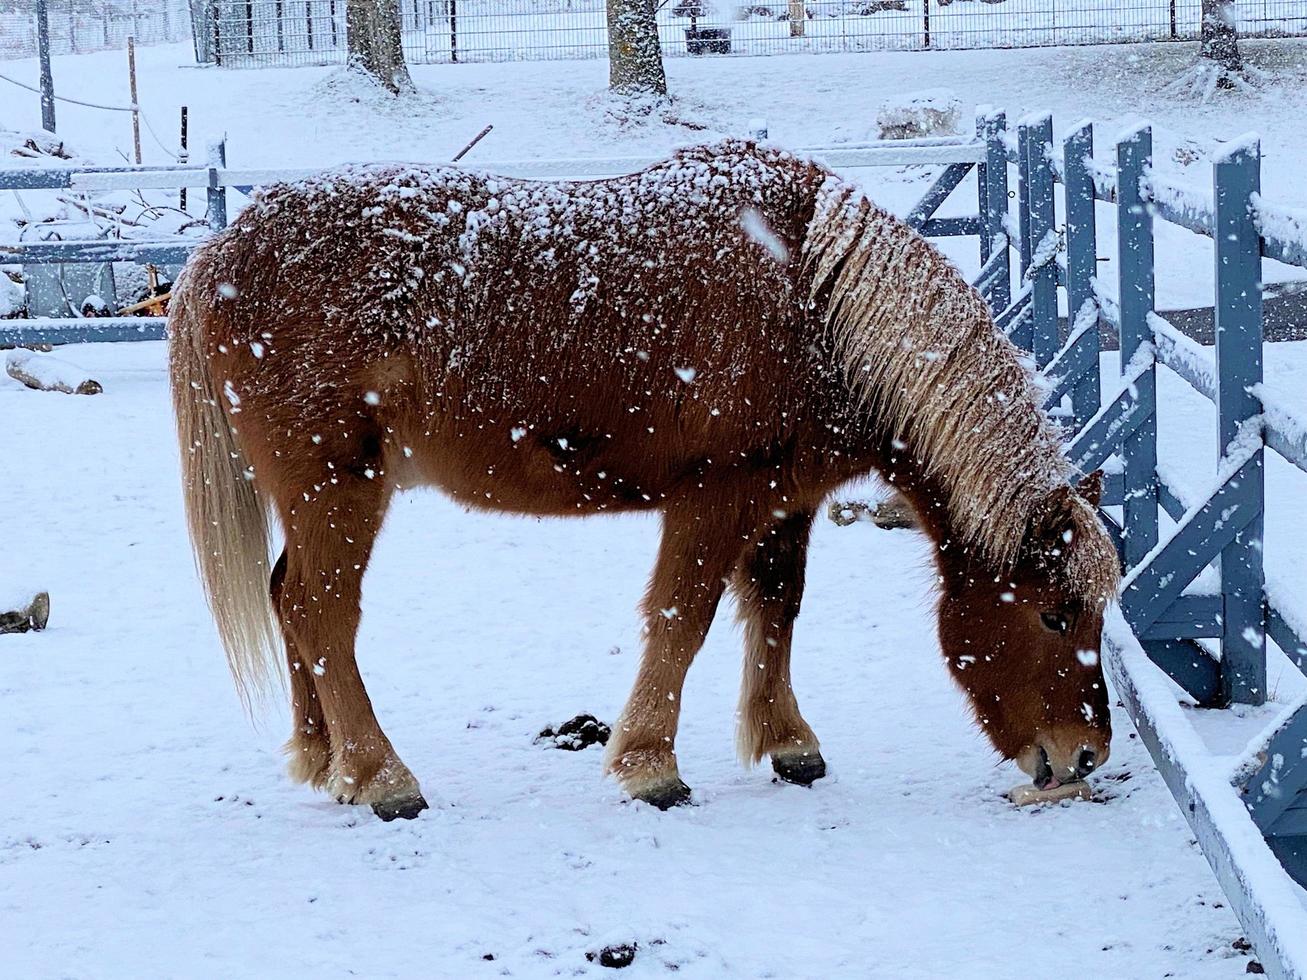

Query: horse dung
[537,714,611,751]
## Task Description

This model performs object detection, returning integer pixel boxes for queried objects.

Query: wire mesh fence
[0,1,194,61]
[199,0,1307,66]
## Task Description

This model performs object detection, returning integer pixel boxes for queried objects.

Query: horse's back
[174,142,861,515]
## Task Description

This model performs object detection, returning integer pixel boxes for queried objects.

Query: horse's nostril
[1033,745,1055,789]
[1076,748,1097,779]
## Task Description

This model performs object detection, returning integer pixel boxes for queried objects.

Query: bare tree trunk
[1201,0,1242,74]
[607,0,667,96]
[347,0,413,94]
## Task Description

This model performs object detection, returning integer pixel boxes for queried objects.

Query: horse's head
[937,471,1119,788]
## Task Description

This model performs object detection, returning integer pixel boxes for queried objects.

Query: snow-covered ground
[1,339,1291,979]
[3,34,1307,980]
[4,37,1306,191]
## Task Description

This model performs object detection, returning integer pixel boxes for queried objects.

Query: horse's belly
[402,417,674,517]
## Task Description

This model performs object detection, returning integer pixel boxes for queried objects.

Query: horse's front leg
[604,499,745,809]
[733,510,826,786]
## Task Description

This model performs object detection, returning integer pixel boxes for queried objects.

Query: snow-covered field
[3,34,1307,980]
[2,339,1291,979]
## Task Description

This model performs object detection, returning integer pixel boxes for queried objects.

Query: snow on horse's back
[168,140,1119,820]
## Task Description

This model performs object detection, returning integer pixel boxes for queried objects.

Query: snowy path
[0,343,1259,977]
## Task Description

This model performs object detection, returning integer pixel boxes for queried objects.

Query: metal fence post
[1026,114,1058,368]
[1213,138,1266,705]
[982,110,1011,312]
[37,0,56,133]
[1116,127,1158,569]
[207,138,228,231]
[1063,121,1100,429]
[210,1,223,66]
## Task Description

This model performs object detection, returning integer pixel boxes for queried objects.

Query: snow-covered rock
[0,273,24,318]
[876,88,962,140]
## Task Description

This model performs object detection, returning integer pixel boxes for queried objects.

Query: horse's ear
[1077,470,1104,508]
[1030,484,1074,541]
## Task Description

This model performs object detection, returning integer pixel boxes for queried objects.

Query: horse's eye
[1040,612,1069,634]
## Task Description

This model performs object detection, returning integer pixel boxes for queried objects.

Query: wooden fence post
[207,138,228,231]
[1213,138,1266,705]
[1017,118,1033,275]
[982,110,1010,312]
[1062,121,1100,430]
[1026,114,1058,368]
[1116,126,1158,569]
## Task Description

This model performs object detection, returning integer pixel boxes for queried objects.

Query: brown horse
[169,141,1120,820]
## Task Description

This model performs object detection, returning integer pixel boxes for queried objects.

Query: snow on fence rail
[991,109,1307,980]
[1258,198,1307,269]
[4,113,1307,978]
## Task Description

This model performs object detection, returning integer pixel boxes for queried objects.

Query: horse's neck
[866,442,988,577]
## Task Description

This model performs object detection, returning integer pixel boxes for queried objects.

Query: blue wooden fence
[3,118,1307,976]
[975,109,1307,980]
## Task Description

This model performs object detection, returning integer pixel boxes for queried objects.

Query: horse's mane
[802,178,1118,603]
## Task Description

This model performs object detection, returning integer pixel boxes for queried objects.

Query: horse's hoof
[772,751,827,787]
[372,793,429,822]
[633,778,693,810]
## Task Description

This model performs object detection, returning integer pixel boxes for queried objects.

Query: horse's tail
[169,270,280,707]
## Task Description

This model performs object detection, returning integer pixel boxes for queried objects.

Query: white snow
[0,341,1275,978]
[4,30,1307,980]
[4,348,101,394]
[1150,311,1217,401]
[1255,194,1307,267]
[1104,614,1307,975]
[0,272,24,317]
[0,580,43,614]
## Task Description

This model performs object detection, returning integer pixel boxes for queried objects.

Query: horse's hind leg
[271,549,330,789]
[733,510,826,786]
[272,473,426,821]
[603,500,743,809]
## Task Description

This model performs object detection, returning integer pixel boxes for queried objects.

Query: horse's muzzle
[1032,744,1099,789]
